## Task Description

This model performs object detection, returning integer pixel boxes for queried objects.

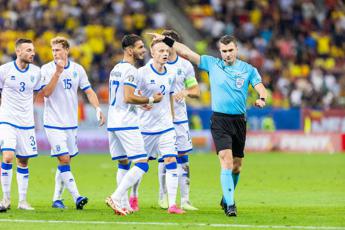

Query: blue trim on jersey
[64,60,70,69]
[34,85,46,92]
[141,127,174,135]
[112,155,127,161]
[178,148,193,154]
[0,122,35,130]
[17,167,29,174]
[128,154,148,161]
[157,158,164,163]
[150,64,167,75]
[124,83,137,88]
[44,125,78,130]
[167,56,179,65]
[51,152,69,157]
[173,120,189,125]
[148,156,156,161]
[16,154,38,159]
[14,61,30,73]
[107,126,139,131]
[162,154,178,159]
[1,148,15,152]
[82,85,91,91]
[71,152,79,158]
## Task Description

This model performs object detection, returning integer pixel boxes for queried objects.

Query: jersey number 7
[109,80,120,106]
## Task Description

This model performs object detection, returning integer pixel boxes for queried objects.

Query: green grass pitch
[0,153,344,229]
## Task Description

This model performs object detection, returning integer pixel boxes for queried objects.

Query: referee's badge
[235,78,244,88]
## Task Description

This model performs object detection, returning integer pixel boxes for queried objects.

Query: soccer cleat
[0,203,7,212]
[0,198,10,210]
[220,196,226,210]
[181,201,198,211]
[52,200,66,209]
[105,196,127,216]
[129,196,139,212]
[224,204,237,217]
[76,196,88,210]
[167,205,185,214]
[158,194,168,210]
[18,201,35,210]
[121,197,133,214]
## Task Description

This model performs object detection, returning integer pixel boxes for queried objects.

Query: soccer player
[149,32,267,216]
[157,30,200,211]
[41,36,105,209]
[0,39,42,211]
[134,39,184,214]
[105,34,162,216]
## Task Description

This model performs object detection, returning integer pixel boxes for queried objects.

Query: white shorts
[45,128,78,158]
[174,122,193,154]
[108,128,147,162]
[142,129,177,160]
[0,124,38,158]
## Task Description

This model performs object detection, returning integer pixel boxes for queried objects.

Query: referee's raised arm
[147,33,201,66]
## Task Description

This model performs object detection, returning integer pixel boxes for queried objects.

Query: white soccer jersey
[165,56,196,123]
[41,60,91,128]
[137,63,176,134]
[0,61,42,128]
[107,61,140,130]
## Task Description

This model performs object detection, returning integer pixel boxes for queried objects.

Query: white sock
[116,163,130,205]
[1,162,13,200]
[158,162,167,200]
[53,168,64,201]
[16,166,29,202]
[112,165,146,201]
[179,162,190,204]
[165,162,178,208]
[130,177,142,198]
[58,165,80,202]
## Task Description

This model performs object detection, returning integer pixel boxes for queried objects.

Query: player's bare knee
[164,157,176,164]
[57,155,70,165]
[2,151,15,163]
[17,158,29,167]
[119,159,129,165]
[232,158,242,173]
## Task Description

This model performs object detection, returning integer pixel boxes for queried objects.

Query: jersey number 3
[109,80,120,106]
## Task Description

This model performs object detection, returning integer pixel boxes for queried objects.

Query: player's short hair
[122,34,142,49]
[150,39,165,48]
[15,38,33,48]
[218,35,237,46]
[162,30,180,42]
[50,36,70,49]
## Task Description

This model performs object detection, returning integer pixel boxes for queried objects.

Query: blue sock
[221,169,234,206]
[232,172,240,189]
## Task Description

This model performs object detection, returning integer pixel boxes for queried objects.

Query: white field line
[0,219,344,229]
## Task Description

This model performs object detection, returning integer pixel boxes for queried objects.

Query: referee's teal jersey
[198,55,262,115]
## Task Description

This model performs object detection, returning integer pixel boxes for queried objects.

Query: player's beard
[133,52,144,61]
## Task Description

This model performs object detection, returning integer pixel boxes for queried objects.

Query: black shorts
[210,112,246,158]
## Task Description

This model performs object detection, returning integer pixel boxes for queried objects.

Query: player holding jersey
[105,34,162,216]
[157,30,200,211]
[134,39,184,214]
[41,37,105,210]
[0,39,42,211]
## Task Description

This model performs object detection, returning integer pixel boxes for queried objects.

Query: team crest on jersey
[177,69,182,75]
[11,76,15,80]
[30,75,35,83]
[73,71,78,79]
[150,79,155,84]
[169,78,173,85]
[235,78,244,89]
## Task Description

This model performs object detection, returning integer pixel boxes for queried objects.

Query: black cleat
[220,197,226,210]
[0,205,7,213]
[224,203,237,217]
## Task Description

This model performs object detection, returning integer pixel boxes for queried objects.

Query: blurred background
[1,0,345,153]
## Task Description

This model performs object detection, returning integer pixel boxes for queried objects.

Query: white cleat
[158,194,169,210]
[182,201,198,211]
[105,196,127,216]
[18,201,35,210]
[0,198,11,210]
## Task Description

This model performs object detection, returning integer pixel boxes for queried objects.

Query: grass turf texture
[0,153,344,229]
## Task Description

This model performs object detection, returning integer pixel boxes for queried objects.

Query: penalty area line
[0,219,344,229]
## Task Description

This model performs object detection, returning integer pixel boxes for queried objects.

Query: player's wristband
[96,107,102,121]
[162,36,175,47]
[148,96,154,106]
[260,98,266,102]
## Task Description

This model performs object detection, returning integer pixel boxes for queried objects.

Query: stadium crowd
[0,0,344,109]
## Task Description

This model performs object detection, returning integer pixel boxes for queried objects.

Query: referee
[148,33,267,217]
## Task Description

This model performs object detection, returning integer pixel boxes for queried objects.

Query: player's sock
[117,162,131,187]
[112,162,148,201]
[232,172,240,189]
[177,155,190,204]
[165,162,178,208]
[158,159,167,200]
[221,169,234,206]
[130,177,142,198]
[16,166,29,202]
[58,165,80,202]
[53,168,64,201]
[1,162,13,200]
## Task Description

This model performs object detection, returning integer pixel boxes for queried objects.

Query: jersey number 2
[109,80,120,106]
